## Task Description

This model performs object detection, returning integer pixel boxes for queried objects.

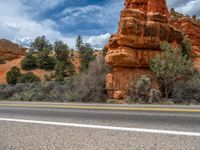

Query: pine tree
[75,35,84,51]
[31,36,52,51]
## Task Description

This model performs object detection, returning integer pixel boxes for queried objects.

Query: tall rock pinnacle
[105,0,183,99]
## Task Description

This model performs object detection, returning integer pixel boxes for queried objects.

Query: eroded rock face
[170,10,200,69]
[105,0,183,99]
[0,39,26,60]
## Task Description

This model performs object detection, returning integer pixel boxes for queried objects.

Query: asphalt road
[0,101,200,150]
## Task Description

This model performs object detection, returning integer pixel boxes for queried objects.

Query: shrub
[18,72,40,83]
[127,75,151,102]
[172,74,200,103]
[54,61,65,82]
[1,59,107,102]
[21,53,37,70]
[149,89,161,103]
[0,57,5,64]
[181,38,192,59]
[36,49,55,70]
[67,63,76,76]
[150,42,193,98]
[0,80,75,102]
[73,59,107,102]
[6,67,21,85]
[127,75,161,103]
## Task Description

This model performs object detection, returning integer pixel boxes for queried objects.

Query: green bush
[18,72,40,83]
[36,49,55,70]
[0,57,5,64]
[21,53,37,70]
[54,61,65,82]
[67,63,75,76]
[6,67,21,85]
[181,38,192,59]
[150,42,193,98]
[127,75,161,103]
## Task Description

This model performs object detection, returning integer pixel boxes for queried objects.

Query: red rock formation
[105,0,183,99]
[0,39,26,60]
[170,10,200,69]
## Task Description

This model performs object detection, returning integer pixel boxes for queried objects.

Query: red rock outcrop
[170,9,200,69]
[0,39,26,61]
[105,0,183,99]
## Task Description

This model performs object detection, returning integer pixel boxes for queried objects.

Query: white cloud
[21,0,65,15]
[175,0,200,17]
[86,33,111,49]
[0,0,199,50]
[14,37,33,48]
[60,5,102,25]
[0,0,75,48]
[167,0,200,17]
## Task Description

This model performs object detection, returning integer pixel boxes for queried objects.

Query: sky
[0,0,199,49]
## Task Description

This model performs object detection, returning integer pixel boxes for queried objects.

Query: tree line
[6,35,96,84]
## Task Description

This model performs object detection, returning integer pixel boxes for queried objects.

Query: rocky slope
[105,0,183,99]
[0,39,26,60]
[0,57,52,83]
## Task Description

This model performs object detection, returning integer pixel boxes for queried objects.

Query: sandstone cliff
[170,9,200,69]
[105,0,183,99]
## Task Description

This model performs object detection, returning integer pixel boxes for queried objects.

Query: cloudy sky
[0,0,199,49]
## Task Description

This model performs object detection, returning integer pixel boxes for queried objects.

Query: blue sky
[0,0,199,49]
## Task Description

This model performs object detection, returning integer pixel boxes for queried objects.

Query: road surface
[0,101,200,150]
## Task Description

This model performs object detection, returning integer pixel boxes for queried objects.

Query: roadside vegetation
[127,40,200,104]
[127,75,161,103]
[1,35,200,104]
[0,36,107,102]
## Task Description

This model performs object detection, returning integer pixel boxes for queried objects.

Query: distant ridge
[0,39,26,60]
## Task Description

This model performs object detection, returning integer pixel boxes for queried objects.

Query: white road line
[0,118,200,137]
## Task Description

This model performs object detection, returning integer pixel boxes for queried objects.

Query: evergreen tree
[80,43,96,72]
[36,48,55,70]
[21,52,37,70]
[54,61,65,82]
[75,35,84,51]
[54,40,70,65]
[31,36,52,51]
